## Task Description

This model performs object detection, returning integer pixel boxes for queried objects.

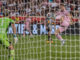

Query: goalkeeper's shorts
[0,34,10,49]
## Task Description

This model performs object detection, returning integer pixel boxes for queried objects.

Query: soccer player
[45,11,55,43]
[0,13,18,60]
[55,4,72,45]
[23,14,33,37]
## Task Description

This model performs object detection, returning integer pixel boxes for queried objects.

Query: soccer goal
[0,0,80,60]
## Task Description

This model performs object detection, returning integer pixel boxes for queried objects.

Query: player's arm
[11,23,16,35]
[61,16,64,22]
[68,13,75,25]
[11,22,18,44]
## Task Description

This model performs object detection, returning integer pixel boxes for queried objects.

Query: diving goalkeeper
[0,13,18,60]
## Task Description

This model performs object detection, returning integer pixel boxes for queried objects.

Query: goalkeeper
[0,13,18,60]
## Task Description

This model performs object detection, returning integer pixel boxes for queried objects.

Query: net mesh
[0,0,80,60]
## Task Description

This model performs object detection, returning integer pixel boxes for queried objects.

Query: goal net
[0,0,80,60]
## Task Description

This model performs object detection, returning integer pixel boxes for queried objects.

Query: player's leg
[8,43,14,60]
[28,26,32,36]
[28,23,33,36]
[0,38,15,60]
[55,27,66,45]
[55,28,63,41]
[23,26,26,37]
[46,24,50,43]
[48,26,51,40]
[26,23,33,37]
[46,24,53,43]
[23,22,32,37]
[48,29,53,43]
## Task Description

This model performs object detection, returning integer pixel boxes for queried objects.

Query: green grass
[0,35,80,60]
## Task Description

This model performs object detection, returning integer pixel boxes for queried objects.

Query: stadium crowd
[0,0,80,17]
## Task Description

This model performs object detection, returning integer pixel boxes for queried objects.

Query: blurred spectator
[10,10,17,16]
[49,0,53,3]
[0,1,2,7]
[51,0,58,8]
[0,0,79,18]
[25,4,31,14]
[0,8,3,15]
[56,0,61,3]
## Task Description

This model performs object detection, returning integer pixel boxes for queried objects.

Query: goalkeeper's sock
[9,49,15,60]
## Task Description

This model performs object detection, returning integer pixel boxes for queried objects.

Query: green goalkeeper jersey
[0,17,15,34]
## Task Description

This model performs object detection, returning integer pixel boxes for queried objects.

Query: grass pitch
[0,35,80,60]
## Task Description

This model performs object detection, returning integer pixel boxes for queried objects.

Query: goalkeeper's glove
[14,34,18,44]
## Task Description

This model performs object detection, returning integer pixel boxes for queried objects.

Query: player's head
[60,4,65,11]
